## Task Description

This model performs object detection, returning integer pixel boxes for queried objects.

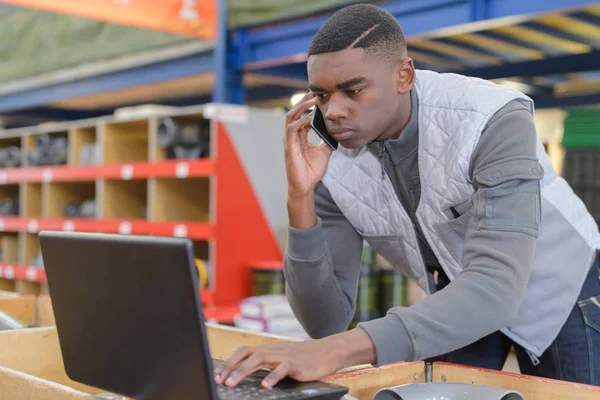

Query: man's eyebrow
[308,77,367,93]
[337,76,366,90]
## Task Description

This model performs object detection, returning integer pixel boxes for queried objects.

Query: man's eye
[315,93,328,99]
[347,89,362,95]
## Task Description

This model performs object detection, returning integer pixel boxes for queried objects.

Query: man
[214,4,600,388]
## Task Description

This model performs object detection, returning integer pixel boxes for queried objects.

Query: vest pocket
[481,181,541,238]
[434,210,473,264]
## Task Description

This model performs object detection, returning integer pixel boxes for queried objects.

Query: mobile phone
[310,106,338,151]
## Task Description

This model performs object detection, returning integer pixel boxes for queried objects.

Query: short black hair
[308,4,406,63]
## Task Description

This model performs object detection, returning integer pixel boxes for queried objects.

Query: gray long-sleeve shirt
[284,90,542,365]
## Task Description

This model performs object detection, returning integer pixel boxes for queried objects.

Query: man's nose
[325,93,348,121]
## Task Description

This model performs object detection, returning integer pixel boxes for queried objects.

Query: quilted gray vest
[322,70,600,357]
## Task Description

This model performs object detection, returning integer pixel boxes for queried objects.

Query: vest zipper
[526,349,541,366]
[377,141,386,179]
[374,139,428,288]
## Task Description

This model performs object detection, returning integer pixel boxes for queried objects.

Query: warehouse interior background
[0,0,599,376]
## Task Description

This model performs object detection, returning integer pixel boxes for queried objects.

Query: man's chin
[338,137,367,149]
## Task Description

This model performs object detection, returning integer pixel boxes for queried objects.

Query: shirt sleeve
[358,99,544,364]
[284,182,364,338]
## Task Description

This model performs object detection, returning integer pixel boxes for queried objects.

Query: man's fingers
[286,96,317,123]
[297,123,313,145]
[285,116,312,145]
[287,92,316,120]
[287,116,312,133]
[214,346,252,384]
[224,352,269,387]
[262,362,291,388]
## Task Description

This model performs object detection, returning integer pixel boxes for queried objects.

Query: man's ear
[396,58,415,94]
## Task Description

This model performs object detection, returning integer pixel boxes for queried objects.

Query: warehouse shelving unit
[0,104,288,323]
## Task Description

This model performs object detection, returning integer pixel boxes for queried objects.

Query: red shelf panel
[201,289,214,305]
[0,159,215,184]
[0,217,214,240]
[0,264,47,283]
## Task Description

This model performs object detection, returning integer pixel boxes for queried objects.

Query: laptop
[38,231,349,400]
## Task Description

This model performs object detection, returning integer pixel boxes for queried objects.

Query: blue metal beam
[455,50,600,79]
[213,0,244,104]
[470,0,488,21]
[243,0,599,68]
[1,107,109,120]
[245,0,471,67]
[254,63,309,82]
[0,107,112,129]
[246,85,300,104]
[0,49,214,113]
[487,0,599,19]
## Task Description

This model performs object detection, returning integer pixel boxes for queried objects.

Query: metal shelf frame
[0,0,599,126]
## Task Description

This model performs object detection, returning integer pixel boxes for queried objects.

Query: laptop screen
[39,231,218,400]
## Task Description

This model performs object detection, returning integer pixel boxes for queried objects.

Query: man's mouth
[329,129,354,141]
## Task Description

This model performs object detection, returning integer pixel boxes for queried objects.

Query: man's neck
[375,93,412,142]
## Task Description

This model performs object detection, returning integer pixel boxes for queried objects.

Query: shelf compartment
[16,232,42,295]
[15,280,40,295]
[193,240,210,261]
[70,126,98,166]
[101,179,147,219]
[103,120,149,164]
[26,131,69,167]
[20,183,42,218]
[151,114,211,162]
[150,177,210,222]
[43,182,96,219]
[0,136,23,169]
[0,184,20,217]
[0,233,18,292]
[20,233,42,267]
[1,233,19,264]
[0,277,15,291]
[192,240,212,289]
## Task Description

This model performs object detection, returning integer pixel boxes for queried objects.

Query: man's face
[307,48,402,149]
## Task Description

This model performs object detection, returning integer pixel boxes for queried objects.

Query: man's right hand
[284,93,333,229]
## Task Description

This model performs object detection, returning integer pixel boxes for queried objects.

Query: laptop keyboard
[216,383,308,399]
[216,370,313,400]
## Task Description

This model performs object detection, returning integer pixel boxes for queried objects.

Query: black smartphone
[310,106,338,151]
